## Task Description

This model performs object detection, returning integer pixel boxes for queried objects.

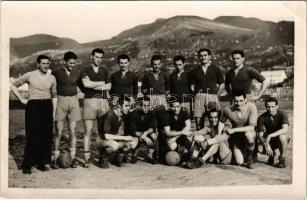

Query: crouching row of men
[95,92,290,169]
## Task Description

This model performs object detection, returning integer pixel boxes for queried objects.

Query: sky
[2,1,300,43]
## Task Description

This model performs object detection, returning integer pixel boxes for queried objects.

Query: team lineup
[10,48,290,175]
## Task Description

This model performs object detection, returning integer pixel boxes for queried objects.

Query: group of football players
[10,47,290,174]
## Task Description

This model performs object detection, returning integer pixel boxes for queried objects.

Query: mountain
[214,16,294,45]
[10,16,294,79]
[84,15,253,48]
[10,34,82,61]
[214,16,276,31]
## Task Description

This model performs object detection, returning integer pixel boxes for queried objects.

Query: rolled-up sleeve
[13,72,30,87]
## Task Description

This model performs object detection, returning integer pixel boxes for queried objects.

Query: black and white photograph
[0,1,306,199]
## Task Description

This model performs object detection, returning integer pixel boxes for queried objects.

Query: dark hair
[142,96,150,102]
[207,108,221,118]
[167,95,182,106]
[37,55,50,63]
[232,91,246,99]
[151,54,162,64]
[173,55,185,64]
[198,48,211,56]
[117,54,130,63]
[64,51,78,61]
[91,48,104,56]
[265,97,278,106]
[119,96,131,105]
[231,50,244,58]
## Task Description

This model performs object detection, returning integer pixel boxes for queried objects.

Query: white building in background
[261,70,287,85]
[252,70,288,95]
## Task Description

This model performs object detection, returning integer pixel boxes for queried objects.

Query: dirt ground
[8,105,293,189]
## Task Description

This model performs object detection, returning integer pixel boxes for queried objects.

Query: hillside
[10,34,81,61]
[10,16,294,79]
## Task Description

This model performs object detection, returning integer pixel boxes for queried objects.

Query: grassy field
[8,101,293,189]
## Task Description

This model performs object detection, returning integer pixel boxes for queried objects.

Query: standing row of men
[10,47,290,174]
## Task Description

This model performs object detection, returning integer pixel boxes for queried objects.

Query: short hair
[207,108,221,118]
[231,50,244,58]
[91,48,104,56]
[64,51,78,61]
[173,55,185,64]
[142,96,150,102]
[37,55,50,63]
[117,54,130,63]
[119,96,131,105]
[265,97,278,106]
[167,95,182,106]
[198,48,211,56]
[233,91,246,99]
[151,54,162,64]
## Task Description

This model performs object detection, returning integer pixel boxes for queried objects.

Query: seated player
[257,97,290,168]
[185,105,232,169]
[161,96,193,164]
[96,96,138,168]
[126,96,158,164]
[219,92,257,169]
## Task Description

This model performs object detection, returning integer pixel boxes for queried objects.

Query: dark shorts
[229,132,246,151]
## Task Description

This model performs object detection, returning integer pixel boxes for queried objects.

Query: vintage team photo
[3,1,303,194]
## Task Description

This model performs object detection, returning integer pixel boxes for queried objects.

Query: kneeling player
[96,96,138,168]
[220,92,258,169]
[257,97,290,168]
[126,96,158,164]
[161,97,193,165]
[185,107,232,169]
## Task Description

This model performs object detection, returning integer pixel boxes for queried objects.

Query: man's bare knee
[278,134,288,143]
[168,142,177,151]
[245,131,256,142]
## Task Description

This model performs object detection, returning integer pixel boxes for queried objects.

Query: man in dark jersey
[225,50,268,102]
[185,105,232,169]
[161,97,193,164]
[219,92,258,169]
[96,96,138,168]
[189,48,224,130]
[81,48,111,168]
[110,54,138,101]
[141,54,169,110]
[169,55,193,116]
[257,97,290,168]
[126,96,158,164]
[51,51,81,169]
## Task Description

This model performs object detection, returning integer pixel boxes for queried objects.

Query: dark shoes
[130,154,138,164]
[37,165,49,171]
[22,167,32,174]
[246,160,254,169]
[267,156,275,166]
[276,160,286,168]
[98,158,110,169]
[83,160,91,168]
[186,158,205,169]
[146,156,158,165]
[50,160,59,169]
[70,159,79,168]
[113,153,124,167]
